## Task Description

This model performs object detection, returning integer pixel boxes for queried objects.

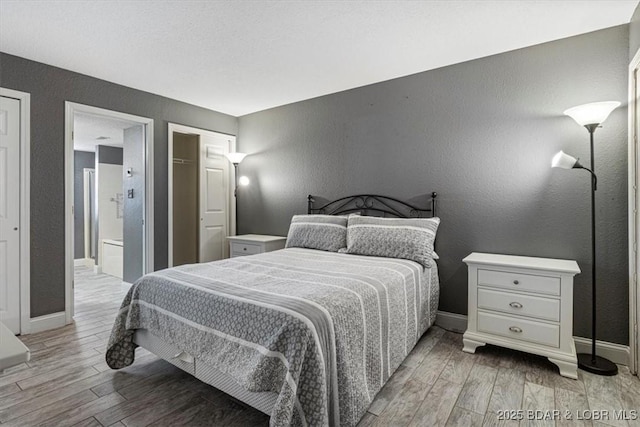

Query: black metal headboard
[307,192,437,218]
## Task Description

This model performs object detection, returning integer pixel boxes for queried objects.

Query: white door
[199,134,233,262]
[0,96,21,333]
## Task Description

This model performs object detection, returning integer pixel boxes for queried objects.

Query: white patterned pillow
[346,216,440,267]
[285,215,348,252]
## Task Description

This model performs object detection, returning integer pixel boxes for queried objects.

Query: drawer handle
[243,247,247,251]
[513,280,520,285]
[509,326,522,333]
[509,302,523,309]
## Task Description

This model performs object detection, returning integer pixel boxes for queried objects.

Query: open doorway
[65,103,154,325]
[73,112,139,277]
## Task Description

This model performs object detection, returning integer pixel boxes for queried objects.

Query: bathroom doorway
[65,102,154,324]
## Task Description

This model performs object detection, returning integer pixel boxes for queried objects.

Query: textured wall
[73,151,94,259]
[0,52,237,317]
[238,26,630,344]
[630,3,640,59]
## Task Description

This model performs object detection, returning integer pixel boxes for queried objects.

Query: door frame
[629,48,640,375]
[167,123,236,267]
[0,88,31,335]
[83,168,94,266]
[65,102,154,324]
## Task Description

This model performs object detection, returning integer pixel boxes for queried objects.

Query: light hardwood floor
[1,266,638,426]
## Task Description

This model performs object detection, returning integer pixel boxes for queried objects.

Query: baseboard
[435,311,630,366]
[573,337,630,366]
[74,258,89,267]
[435,311,467,333]
[29,311,66,334]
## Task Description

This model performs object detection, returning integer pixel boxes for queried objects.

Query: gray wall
[630,3,640,58]
[73,151,94,259]
[0,52,237,318]
[238,26,630,344]
[123,126,144,283]
[96,145,123,165]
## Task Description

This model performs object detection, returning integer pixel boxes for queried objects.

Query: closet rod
[173,158,195,164]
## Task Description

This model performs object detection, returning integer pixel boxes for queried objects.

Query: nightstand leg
[548,357,578,379]
[462,336,485,354]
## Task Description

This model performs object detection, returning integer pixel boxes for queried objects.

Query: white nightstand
[227,234,287,258]
[462,252,581,379]
[0,321,30,371]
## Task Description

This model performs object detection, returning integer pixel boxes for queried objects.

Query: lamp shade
[551,150,578,169]
[225,152,247,164]
[563,101,620,127]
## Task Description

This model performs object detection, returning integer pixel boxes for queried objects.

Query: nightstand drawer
[477,311,560,348]
[477,288,560,322]
[231,242,261,256]
[478,269,560,296]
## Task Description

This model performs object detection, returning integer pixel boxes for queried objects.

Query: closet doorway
[168,124,236,267]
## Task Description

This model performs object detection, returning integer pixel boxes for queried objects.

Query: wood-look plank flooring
[1,266,638,426]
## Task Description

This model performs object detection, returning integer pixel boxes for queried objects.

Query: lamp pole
[233,163,239,197]
[224,152,246,237]
[575,123,617,376]
[233,162,239,234]
[587,124,598,363]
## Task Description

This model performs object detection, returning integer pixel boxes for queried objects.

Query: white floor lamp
[225,152,249,235]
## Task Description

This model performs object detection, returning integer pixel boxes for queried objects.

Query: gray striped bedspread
[106,248,439,426]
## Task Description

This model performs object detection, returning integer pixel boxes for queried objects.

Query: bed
[106,193,440,427]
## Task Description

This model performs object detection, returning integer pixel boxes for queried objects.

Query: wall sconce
[552,100,619,376]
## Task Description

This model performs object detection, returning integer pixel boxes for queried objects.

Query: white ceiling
[73,112,139,152]
[1,1,637,116]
